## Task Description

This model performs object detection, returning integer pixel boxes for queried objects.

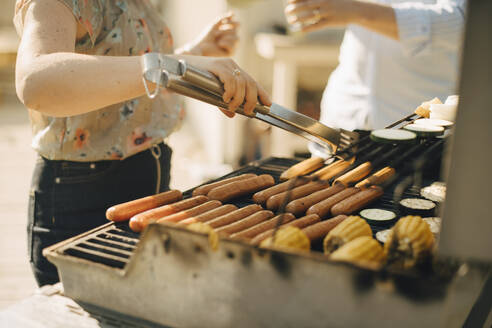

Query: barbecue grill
[42,2,492,327]
[43,135,485,327]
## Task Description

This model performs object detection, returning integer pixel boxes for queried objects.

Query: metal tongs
[141,53,357,154]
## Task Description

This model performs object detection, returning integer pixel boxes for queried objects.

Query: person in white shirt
[285,0,467,130]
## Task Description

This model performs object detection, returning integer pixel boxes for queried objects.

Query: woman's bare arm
[15,0,148,117]
[16,0,270,118]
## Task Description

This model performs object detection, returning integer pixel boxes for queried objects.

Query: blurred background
[0,0,343,308]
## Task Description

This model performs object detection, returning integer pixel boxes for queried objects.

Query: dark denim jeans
[27,143,172,286]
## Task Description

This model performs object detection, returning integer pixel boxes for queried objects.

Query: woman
[285,0,466,130]
[14,0,271,286]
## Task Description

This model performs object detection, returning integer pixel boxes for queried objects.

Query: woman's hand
[284,0,357,33]
[179,13,239,57]
[183,56,271,117]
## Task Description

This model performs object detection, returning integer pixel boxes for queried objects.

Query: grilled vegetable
[370,129,417,144]
[384,216,435,269]
[331,236,386,266]
[399,198,436,217]
[323,216,372,254]
[260,226,310,252]
[403,123,444,137]
[360,208,397,226]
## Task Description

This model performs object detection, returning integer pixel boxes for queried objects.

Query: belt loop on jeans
[150,144,162,194]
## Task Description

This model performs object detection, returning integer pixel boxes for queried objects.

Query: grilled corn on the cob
[331,236,386,266]
[384,216,435,269]
[260,226,310,251]
[323,216,372,254]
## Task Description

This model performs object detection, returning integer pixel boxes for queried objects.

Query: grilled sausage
[229,213,296,240]
[334,162,373,187]
[306,188,361,219]
[250,214,321,246]
[106,190,182,222]
[216,210,274,236]
[178,204,237,225]
[331,186,384,216]
[207,174,275,202]
[302,215,347,243]
[129,196,208,232]
[309,159,353,181]
[280,157,325,180]
[156,200,222,224]
[285,183,346,217]
[252,179,308,205]
[192,173,256,196]
[355,167,396,189]
[266,181,329,211]
[207,204,263,228]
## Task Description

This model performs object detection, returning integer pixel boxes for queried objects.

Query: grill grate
[60,146,441,269]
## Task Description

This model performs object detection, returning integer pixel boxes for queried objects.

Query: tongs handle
[179,61,270,115]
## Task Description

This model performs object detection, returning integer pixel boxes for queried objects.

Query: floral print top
[14,0,182,161]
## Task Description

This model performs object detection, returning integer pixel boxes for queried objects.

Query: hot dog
[207,174,275,202]
[216,210,274,236]
[129,195,208,232]
[334,162,373,187]
[280,157,325,180]
[302,215,347,243]
[192,173,256,196]
[178,204,237,225]
[156,200,222,224]
[250,214,320,246]
[331,186,384,216]
[354,166,395,189]
[106,190,182,222]
[229,213,296,240]
[309,159,352,181]
[252,179,308,205]
[306,188,361,219]
[266,181,328,211]
[285,183,346,217]
[207,204,263,228]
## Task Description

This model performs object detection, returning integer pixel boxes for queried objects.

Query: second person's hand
[285,0,357,33]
